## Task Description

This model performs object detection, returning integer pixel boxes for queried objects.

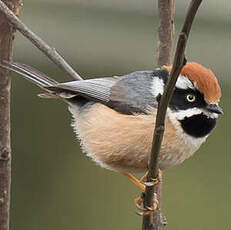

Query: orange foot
[123,169,162,191]
[135,193,158,216]
[140,169,162,188]
[122,170,162,216]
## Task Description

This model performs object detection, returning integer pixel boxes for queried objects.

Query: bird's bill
[206,103,223,114]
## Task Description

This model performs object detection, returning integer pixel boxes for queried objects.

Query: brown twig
[0,0,82,81]
[144,0,175,229]
[157,0,174,67]
[0,1,21,230]
[142,1,203,230]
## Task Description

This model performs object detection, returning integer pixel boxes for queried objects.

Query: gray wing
[106,71,159,114]
[48,70,161,114]
[0,61,164,114]
[47,76,120,102]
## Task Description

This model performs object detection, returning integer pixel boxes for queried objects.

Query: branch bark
[143,1,175,229]
[157,0,174,67]
[142,1,203,230]
[0,1,21,230]
[0,0,82,81]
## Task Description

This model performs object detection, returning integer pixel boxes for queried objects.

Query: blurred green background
[10,1,230,230]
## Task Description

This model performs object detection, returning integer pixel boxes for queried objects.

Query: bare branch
[0,0,82,81]
[142,1,175,229]
[142,1,203,230]
[0,1,21,229]
[157,0,174,67]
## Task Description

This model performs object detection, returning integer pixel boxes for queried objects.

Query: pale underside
[69,103,206,173]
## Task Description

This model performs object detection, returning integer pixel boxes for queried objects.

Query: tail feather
[0,61,58,88]
[0,61,78,100]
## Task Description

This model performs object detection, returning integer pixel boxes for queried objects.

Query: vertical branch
[0,1,21,230]
[157,0,175,67]
[142,0,203,230]
[142,1,175,230]
[156,0,174,228]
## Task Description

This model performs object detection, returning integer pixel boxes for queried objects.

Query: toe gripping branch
[135,170,162,216]
[135,192,159,216]
[123,169,162,216]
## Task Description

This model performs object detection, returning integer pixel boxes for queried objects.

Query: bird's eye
[186,94,196,102]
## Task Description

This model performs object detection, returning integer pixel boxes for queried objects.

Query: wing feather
[2,61,168,115]
[46,77,119,102]
[47,70,165,114]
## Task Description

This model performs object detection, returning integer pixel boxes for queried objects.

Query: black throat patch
[180,113,216,138]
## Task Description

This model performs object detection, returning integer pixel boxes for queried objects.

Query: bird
[1,61,222,197]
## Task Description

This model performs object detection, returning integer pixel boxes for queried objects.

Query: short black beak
[206,104,223,114]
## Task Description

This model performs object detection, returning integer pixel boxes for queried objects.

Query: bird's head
[164,62,222,138]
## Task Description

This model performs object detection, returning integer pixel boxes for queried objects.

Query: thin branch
[0,0,82,81]
[142,1,203,230]
[143,1,175,229]
[157,0,174,67]
[0,1,21,230]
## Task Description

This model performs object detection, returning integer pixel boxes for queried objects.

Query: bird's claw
[142,179,158,187]
[140,169,162,187]
[135,193,158,216]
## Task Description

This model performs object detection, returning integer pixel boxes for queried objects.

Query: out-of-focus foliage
[10,1,230,230]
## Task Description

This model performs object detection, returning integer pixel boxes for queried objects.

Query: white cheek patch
[174,108,202,120]
[176,75,195,90]
[151,78,164,98]
[170,108,218,120]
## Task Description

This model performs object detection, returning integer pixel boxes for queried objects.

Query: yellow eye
[186,94,196,102]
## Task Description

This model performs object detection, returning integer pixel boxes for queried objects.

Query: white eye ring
[186,94,196,102]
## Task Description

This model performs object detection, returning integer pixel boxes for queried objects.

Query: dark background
[10,1,230,229]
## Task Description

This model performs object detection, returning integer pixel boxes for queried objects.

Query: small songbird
[1,61,222,191]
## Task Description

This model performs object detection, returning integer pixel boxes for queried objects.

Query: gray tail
[0,61,79,99]
[0,61,58,89]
